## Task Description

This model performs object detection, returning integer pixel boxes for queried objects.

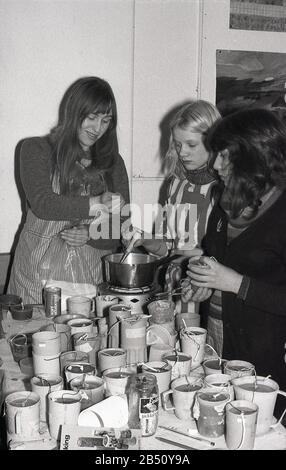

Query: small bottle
[128,373,159,437]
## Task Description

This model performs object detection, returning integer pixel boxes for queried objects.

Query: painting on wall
[216,49,286,117]
[230,0,286,32]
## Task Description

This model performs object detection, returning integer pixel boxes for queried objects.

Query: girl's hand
[186,256,243,294]
[60,224,90,247]
[121,223,144,249]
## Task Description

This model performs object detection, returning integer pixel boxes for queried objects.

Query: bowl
[0,294,22,313]
[10,304,33,321]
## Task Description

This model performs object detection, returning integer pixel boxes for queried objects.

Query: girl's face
[173,124,209,171]
[213,149,232,186]
[78,111,113,151]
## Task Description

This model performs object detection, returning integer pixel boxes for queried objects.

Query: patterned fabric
[162,178,215,251]
[161,177,216,314]
[7,210,110,304]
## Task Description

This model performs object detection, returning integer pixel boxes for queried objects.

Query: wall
[0,0,201,288]
[0,0,134,253]
[200,0,286,103]
[132,0,200,231]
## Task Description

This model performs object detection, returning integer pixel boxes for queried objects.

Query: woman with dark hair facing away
[8,76,129,304]
[182,108,286,419]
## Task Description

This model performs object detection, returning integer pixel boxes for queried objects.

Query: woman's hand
[181,278,213,303]
[60,224,90,247]
[100,191,125,213]
[89,191,125,216]
[186,256,243,294]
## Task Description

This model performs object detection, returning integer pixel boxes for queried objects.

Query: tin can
[44,286,61,317]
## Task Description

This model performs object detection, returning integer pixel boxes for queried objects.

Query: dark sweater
[203,190,286,391]
[20,136,130,250]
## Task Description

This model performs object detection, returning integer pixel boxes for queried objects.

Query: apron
[7,210,110,304]
[8,160,111,304]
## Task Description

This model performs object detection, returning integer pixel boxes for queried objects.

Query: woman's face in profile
[213,149,232,186]
[78,111,113,151]
[173,124,209,171]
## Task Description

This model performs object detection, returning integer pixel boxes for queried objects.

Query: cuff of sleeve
[237,275,251,300]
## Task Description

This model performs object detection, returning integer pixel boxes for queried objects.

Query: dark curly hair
[207,107,286,218]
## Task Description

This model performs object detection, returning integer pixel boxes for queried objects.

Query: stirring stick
[158,426,215,447]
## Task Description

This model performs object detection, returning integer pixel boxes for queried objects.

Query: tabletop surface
[0,306,286,451]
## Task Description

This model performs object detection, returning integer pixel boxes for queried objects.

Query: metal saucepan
[102,252,169,289]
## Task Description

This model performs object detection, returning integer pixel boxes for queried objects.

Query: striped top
[161,177,215,252]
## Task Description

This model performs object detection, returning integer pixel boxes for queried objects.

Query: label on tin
[44,286,61,317]
[139,396,159,416]
[139,396,159,436]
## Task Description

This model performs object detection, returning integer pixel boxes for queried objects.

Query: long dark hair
[49,76,118,194]
[208,108,286,218]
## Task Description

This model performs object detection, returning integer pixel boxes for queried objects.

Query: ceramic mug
[162,352,192,381]
[225,399,258,450]
[162,375,203,419]
[5,391,40,439]
[141,361,172,406]
[232,375,286,435]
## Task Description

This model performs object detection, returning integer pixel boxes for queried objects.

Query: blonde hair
[164,100,221,179]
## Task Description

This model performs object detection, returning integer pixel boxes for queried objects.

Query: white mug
[5,391,40,439]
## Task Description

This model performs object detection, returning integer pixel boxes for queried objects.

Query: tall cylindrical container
[44,286,61,317]
[31,374,63,422]
[73,332,101,366]
[32,331,61,376]
[196,387,230,438]
[41,323,71,353]
[108,304,132,348]
[225,400,258,450]
[48,390,81,441]
[120,315,148,364]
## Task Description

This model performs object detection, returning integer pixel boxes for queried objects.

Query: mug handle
[270,391,286,428]
[162,389,175,411]
[15,410,22,435]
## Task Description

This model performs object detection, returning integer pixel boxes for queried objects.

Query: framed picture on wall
[216,49,286,117]
[230,0,286,32]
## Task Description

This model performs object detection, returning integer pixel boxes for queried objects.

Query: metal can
[44,286,61,317]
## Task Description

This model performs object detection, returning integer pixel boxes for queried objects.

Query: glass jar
[128,373,159,437]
